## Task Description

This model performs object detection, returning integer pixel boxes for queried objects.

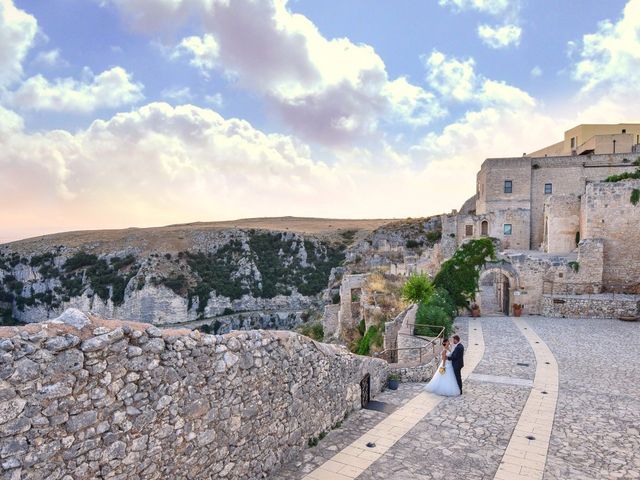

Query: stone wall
[337,274,368,337]
[0,310,388,480]
[390,358,438,383]
[543,194,580,254]
[541,294,640,318]
[582,180,640,291]
[321,304,340,340]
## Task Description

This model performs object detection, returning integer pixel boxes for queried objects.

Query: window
[504,180,512,194]
[481,220,488,236]
[465,225,473,237]
[570,136,576,148]
[622,129,626,133]
[503,224,512,235]
[544,183,552,194]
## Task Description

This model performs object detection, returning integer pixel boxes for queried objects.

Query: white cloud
[103,0,442,146]
[424,50,478,102]
[571,0,640,121]
[32,48,66,68]
[161,86,193,103]
[530,66,542,77]
[573,0,640,93]
[204,92,223,107]
[0,0,38,87]
[438,0,513,15]
[477,24,522,48]
[172,34,219,74]
[8,66,144,112]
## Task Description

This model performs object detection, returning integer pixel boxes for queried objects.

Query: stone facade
[581,180,640,291]
[452,152,637,252]
[543,194,581,254]
[541,294,639,318]
[0,310,387,480]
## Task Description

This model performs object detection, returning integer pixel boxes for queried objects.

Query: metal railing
[374,323,445,367]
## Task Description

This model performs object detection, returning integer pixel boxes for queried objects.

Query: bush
[433,238,495,309]
[631,188,640,206]
[401,274,433,304]
[415,301,453,338]
[426,231,442,243]
[357,317,366,336]
[297,322,324,342]
[354,324,383,355]
[405,239,422,249]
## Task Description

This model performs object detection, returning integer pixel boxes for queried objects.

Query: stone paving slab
[494,318,559,480]
[468,373,534,387]
[531,317,640,480]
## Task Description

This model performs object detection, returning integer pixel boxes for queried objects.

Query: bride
[424,338,461,396]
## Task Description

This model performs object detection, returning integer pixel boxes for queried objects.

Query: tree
[401,273,434,304]
[433,238,495,309]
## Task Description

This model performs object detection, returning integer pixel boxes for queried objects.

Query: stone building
[444,124,640,318]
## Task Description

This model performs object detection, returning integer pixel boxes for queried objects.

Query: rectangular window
[504,180,512,194]
[544,183,552,194]
[503,224,512,236]
[465,225,473,237]
[570,137,576,148]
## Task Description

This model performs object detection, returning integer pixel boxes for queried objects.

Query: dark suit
[448,343,464,393]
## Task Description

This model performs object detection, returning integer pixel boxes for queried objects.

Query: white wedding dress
[424,349,461,397]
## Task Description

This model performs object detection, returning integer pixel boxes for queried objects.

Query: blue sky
[1,0,639,241]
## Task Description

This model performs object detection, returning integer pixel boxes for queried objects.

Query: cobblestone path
[271,316,640,480]
[533,317,640,480]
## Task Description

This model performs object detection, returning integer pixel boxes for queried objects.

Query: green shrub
[631,188,640,206]
[401,274,434,304]
[433,238,495,309]
[64,252,98,271]
[405,239,422,249]
[357,317,366,336]
[162,274,189,295]
[297,322,324,342]
[426,231,442,243]
[568,261,580,273]
[354,324,383,355]
[414,301,453,337]
[604,168,640,182]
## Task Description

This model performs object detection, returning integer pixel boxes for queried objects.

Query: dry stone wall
[0,310,387,480]
[542,294,639,318]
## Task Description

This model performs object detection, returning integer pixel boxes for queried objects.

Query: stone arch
[481,220,489,236]
[477,262,519,315]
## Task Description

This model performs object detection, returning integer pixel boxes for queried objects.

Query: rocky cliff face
[0,229,345,326]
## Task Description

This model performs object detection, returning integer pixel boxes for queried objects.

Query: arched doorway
[477,263,518,316]
[481,220,488,236]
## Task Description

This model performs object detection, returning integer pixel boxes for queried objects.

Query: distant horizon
[0,214,414,244]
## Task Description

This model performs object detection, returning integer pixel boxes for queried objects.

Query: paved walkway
[273,316,640,480]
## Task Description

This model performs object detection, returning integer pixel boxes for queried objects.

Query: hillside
[0,217,408,329]
[3,217,393,255]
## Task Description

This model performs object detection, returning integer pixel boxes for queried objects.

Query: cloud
[103,0,442,146]
[32,48,66,68]
[0,0,38,87]
[573,0,640,93]
[161,86,193,103]
[204,92,223,107]
[477,24,522,48]
[424,50,477,102]
[530,66,542,77]
[438,0,514,15]
[571,0,640,121]
[172,34,219,74]
[8,66,144,112]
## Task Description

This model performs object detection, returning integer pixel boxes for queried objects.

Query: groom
[448,335,465,394]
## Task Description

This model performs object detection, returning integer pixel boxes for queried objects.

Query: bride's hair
[441,338,449,345]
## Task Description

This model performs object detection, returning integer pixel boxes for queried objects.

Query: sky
[1,0,639,242]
